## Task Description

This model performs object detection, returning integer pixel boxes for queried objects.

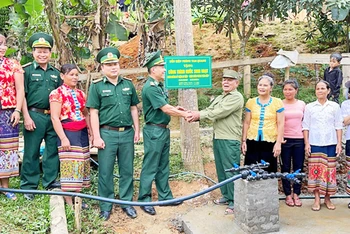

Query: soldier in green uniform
[138,51,191,216]
[86,47,140,221]
[20,32,62,200]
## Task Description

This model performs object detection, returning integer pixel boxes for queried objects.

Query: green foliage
[106,13,128,41]
[0,7,10,34]
[0,0,13,8]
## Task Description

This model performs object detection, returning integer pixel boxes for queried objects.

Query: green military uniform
[138,51,174,202]
[86,47,139,212]
[200,69,244,208]
[20,33,62,190]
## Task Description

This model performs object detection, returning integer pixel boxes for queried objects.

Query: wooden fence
[79,53,350,97]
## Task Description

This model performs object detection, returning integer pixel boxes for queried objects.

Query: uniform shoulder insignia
[149,81,155,86]
[52,66,60,72]
[123,77,132,81]
[93,78,103,83]
[22,62,32,68]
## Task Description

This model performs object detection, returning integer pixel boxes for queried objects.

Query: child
[324,52,343,104]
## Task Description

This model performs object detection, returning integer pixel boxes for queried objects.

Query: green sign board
[164,56,212,89]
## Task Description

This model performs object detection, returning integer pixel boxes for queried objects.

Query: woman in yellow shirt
[241,75,284,172]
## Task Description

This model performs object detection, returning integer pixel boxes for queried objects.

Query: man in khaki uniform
[188,69,244,215]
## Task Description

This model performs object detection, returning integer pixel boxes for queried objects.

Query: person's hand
[60,137,71,151]
[134,130,140,143]
[281,138,287,144]
[186,110,200,122]
[93,137,105,149]
[336,142,342,156]
[241,141,247,155]
[273,142,281,157]
[304,143,311,157]
[176,106,187,111]
[10,111,20,127]
[24,115,36,131]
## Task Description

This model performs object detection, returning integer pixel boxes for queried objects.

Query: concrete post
[50,190,68,234]
[234,179,279,234]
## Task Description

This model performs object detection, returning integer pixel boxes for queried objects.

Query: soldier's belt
[28,107,51,115]
[146,123,168,129]
[100,125,132,132]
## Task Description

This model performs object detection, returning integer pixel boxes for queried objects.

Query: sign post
[165,56,212,89]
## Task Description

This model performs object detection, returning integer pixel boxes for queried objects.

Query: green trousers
[98,128,135,211]
[138,124,173,202]
[20,111,59,189]
[213,139,241,207]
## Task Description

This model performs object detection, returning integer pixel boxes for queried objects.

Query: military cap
[96,47,120,64]
[143,50,165,69]
[223,69,241,79]
[28,32,54,48]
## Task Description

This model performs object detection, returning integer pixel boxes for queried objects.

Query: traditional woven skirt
[307,145,337,195]
[0,109,19,179]
[58,128,90,192]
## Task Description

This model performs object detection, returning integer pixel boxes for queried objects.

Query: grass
[0,137,192,233]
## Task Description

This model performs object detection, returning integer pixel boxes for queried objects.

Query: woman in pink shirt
[281,79,305,207]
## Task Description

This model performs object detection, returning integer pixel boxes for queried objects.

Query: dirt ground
[103,162,220,234]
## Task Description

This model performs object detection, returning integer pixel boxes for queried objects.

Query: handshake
[176,106,200,123]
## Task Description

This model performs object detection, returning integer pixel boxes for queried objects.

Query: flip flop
[293,196,302,207]
[285,196,294,207]
[224,207,234,215]
[4,192,17,201]
[213,198,228,206]
[311,202,320,211]
[324,201,336,210]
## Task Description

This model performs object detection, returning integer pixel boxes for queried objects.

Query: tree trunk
[173,0,204,173]
[43,0,73,65]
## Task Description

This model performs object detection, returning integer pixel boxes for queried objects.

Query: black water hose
[90,157,218,184]
[0,174,242,206]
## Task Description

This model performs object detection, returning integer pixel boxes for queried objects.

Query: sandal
[348,202,350,209]
[4,192,17,201]
[224,207,234,215]
[311,202,320,211]
[293,195,302,207]
[285,195,294,207]
[324,201,336,210]
[213,198,228,206]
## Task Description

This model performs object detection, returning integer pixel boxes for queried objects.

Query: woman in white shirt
[302,80,343,211]
[341,80,350,209]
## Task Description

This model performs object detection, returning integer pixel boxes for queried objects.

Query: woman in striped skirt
[0,34,24,200]
[49,64,91,207]
[302,80,343,211]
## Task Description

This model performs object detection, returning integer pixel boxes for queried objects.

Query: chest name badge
[32,74,41,77]
[50,75,57,78]
[122,88,130,91]
[102,90,111,93]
